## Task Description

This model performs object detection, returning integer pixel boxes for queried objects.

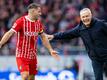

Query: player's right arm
[0,17,23,48]
[0,29,15,48]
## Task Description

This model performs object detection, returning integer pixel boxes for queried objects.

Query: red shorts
[16,57,37,75]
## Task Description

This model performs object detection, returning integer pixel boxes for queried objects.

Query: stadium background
[0,0,107,80]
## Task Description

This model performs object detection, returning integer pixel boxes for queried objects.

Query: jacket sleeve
[53,25,80,40]
[102,21,107,34]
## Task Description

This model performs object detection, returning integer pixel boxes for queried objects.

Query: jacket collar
[80,18,96,30]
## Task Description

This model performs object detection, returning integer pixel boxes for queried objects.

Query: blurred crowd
[0,0,107,55]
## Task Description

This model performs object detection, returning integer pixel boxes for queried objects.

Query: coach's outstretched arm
[47,25,80,40]
[0,29,15,48]
[40,32,60,60]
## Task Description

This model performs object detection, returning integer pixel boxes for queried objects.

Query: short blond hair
[27,3,41,10]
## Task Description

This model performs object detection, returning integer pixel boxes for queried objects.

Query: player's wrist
[52,35,54,39]
[53,35,55,39]
[49,48,53,53]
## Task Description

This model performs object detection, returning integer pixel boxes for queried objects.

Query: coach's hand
[46,34,54,41]
[50,50,60,60]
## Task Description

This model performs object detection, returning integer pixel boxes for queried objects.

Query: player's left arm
[40,32,60,60]
[40,32,53,52]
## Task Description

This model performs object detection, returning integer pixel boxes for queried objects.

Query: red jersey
[11,15,44,59]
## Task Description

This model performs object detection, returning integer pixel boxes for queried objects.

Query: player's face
[33,7,42,19]
[80,11,92,27]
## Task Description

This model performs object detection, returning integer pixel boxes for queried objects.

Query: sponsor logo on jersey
[24,32,38,36]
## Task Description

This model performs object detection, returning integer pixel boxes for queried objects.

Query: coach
[47,8,107,80]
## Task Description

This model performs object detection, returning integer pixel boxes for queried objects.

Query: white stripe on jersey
[16,32,20,57]
[34,22,36,51]
[36,21,39,32]
[38,21,41,33]
[25,19,29,58]
[27,21,31,59]
[34,22,37,59]
[21,18,26,58]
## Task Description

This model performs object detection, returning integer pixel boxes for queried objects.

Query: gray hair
[80,8,92,15]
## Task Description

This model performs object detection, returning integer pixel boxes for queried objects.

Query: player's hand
[50,50,60,60]
[46,34,54,41]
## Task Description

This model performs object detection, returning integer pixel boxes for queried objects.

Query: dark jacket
[54,18,107,60]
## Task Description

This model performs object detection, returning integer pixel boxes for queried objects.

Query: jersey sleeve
[38,21,44,34]
[11,18,23,33]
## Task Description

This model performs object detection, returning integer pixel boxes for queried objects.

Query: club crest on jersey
[24,32,38,36]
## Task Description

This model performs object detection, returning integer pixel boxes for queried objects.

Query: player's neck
[27,15,36,22]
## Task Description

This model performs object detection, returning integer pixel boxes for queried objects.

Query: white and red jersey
[11,15,44,59]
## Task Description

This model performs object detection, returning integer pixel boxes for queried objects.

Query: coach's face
[80,10,92,27]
